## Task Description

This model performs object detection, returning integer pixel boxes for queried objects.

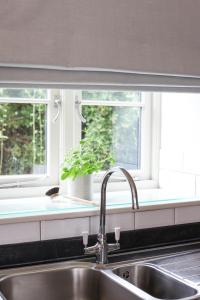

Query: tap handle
[82,231,89,247]
[114,227,120,243]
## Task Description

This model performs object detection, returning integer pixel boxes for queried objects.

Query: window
[0,88,60,188]
[79,90,153,180]
[0,88,155,196]
[2,87,200,205]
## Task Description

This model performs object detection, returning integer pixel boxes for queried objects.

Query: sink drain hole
[122,271,130,279]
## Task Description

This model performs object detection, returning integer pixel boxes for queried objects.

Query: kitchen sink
[112,263,199,300]
[0,259,199,300]
[0,264,139,300]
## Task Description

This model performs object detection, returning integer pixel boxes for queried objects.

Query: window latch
[75,96,86,123]
[53,95,62,123]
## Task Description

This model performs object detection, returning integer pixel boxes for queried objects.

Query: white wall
[159,92,200,196]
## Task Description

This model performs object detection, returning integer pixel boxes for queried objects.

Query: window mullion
[46,89,60,185]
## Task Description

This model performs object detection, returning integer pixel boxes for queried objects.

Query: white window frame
[0,89,60,198]
[67,90,161,191]
[0,88,161,199]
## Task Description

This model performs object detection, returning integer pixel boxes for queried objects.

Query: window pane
[82,90,141,102]
[0,88,47,99]
[0,103,47,175]
[82,105,141,170]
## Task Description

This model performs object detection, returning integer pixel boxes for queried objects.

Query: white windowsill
[0,189,199,225]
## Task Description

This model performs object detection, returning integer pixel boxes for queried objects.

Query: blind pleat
[1,68,200,92]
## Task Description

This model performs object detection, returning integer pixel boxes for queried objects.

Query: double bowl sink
[0,258,199,300]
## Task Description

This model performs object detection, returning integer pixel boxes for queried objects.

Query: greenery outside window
[0,88,60,189]
[79,90,152,181]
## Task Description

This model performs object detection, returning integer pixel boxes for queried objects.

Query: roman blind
[1,0,200,89]
[1,68,200,92]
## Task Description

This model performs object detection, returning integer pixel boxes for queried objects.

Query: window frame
[73,90,160,189]
[0,89,60,193]
[0,88,161,199]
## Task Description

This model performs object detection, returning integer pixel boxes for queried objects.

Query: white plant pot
[67,175,93,200]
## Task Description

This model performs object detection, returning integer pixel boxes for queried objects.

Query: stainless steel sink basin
[112,263,199,300]
[0,264,139,300]
[0,259,199,300]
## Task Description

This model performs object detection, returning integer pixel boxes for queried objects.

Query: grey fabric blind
[1,68,200,92]
[0,0,200,87]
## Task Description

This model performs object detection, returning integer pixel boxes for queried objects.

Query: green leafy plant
[61,135,115,181]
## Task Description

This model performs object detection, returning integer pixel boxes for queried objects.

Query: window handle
[75,96,86,123]
[53,95,61,123]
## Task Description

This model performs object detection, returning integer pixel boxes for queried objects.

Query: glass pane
[82,90,141,102]
[0,103,47,175]
[82,105,141,170]
[0,88,47,99]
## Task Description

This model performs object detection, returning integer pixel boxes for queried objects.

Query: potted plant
[61,135,115,200]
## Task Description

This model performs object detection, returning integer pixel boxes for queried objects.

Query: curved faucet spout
[100,167,139,236]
